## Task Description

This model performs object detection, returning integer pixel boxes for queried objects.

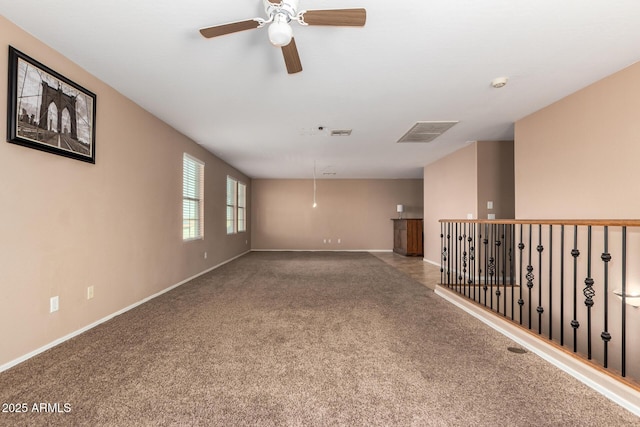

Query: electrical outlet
[338,238,341,244]
[487,201,494,209]
[87,286,94,300]
[323,239,327,244]
[50,296,59,313]
[204,252,207,259]
[328,239,331,244]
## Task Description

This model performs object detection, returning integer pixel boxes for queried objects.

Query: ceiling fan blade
[199,19,260,38]
[301,8,366,26]
[281,38,302,74]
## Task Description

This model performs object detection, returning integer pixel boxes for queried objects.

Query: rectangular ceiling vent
[331,129,352,136]
[397,121,459,143]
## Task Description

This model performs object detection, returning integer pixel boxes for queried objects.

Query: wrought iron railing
[439,219,640,385]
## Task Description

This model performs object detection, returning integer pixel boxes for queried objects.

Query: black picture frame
[7,46,96,163]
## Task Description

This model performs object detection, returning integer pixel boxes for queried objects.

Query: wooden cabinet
[392,219,423,256]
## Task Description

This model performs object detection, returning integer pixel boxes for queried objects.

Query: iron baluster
[560,225,565,346]
[478,225,482,303]
[440,222,444,285]
[458,222,462,292]
[537,224,544,334]
[471,223,476,302]
[571,226,580,353]
[601,226,611,368]
[510,224,515,321]
[518,225,525,325]
[462,223,468,297]
[584,226,594,360]
[622,226,627,377]
[460,222,464,292]
[447,223,451,287]
[489,224,496,310]
[460,222,464,293]
[548,225,553,340]
[483,224,489,307]
[526,224,534,329]
[495,224,502,313]
[502,224,507,318]
[467,229,474,298]
[455,222,459,289]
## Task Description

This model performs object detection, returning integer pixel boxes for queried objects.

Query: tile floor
[371,252,440,291]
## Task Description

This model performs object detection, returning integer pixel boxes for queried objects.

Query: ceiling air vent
[397,121,458,143]
[331,129,352,136]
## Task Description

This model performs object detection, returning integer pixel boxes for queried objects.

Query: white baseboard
[251,249,393,253]
[0,250,250,373]
[435,285,640,417]
[424,258,440,267]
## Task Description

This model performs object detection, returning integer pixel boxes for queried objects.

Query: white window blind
[183,154,204,240]
[226,176,237,234]
[238,182,246,232]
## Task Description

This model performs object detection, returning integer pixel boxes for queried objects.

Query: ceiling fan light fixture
[200,1,366,73]
[268,14,293,47]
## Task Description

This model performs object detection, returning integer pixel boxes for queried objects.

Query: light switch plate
[50,296,59,313]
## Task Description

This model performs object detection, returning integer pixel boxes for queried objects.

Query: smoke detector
[491,77,508,88]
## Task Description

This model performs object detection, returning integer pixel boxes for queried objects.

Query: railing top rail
[439,219,640,227]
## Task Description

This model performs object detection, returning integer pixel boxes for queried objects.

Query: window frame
[183,153,205,241]
[238,182,247,233]
[226,176,237,235]
[226,175,247,235]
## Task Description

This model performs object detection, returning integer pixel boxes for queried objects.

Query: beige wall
[515,62,640,219]
[423,144,478,263]
[423,141,515,264]
[477,141,515,220]
[251,179,423,250]
[514,64,640,378]
[0,17,250,368]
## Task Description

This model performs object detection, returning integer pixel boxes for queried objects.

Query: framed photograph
[7,46,96,163]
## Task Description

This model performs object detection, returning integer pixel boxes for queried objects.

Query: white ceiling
[2,1,640,179]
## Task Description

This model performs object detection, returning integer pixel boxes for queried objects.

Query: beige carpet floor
[0,251,638,426]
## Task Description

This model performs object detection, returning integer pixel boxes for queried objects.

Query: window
[226,176,236,234]
[238,182,246,232]
[226,176,247,234]
[183,154,204,240]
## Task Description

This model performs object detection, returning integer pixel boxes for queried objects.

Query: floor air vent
[397,121,458,143]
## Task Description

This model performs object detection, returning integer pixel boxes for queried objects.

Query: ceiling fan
[199,0,366,74]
